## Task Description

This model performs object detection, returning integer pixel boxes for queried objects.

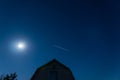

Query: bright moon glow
[17,42,26,50]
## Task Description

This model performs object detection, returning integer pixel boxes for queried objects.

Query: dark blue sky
[0,0,120,80]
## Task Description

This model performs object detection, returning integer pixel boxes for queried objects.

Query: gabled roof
[31,59,75,80]
[37,59,70,71]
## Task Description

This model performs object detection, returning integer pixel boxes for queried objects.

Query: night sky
[0,0,120,80]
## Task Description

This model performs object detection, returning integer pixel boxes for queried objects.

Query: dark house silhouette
[31,59,75,80]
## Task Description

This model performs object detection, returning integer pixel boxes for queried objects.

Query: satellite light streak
[53,45,70,52]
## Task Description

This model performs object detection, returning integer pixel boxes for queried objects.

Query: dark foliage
[0,73,17,80]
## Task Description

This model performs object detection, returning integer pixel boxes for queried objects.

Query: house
[31,59,75,80]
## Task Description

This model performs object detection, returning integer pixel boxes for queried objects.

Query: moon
[17,42,26,50]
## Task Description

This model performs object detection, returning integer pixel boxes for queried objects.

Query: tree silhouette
[0,73,17,80]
